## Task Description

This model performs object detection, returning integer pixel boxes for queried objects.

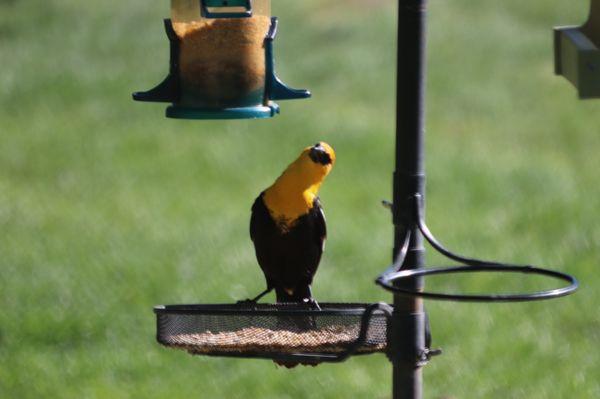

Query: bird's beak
[309,144,333,166]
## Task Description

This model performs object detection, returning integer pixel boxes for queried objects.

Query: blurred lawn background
[1,0,599,398]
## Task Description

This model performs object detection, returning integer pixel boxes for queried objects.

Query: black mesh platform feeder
[155,303,392,364]
[137,1,591,398]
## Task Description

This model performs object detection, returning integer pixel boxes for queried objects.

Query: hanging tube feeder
[133,0,310,119]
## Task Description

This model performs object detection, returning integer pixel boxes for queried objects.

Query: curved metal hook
[412,193,526,268]
[379,229,412,279]
[375,194,579,302]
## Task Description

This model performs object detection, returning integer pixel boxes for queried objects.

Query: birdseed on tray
[160,325,387,355]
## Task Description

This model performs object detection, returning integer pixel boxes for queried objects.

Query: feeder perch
[133,0,310,119]
[555,0,600,98]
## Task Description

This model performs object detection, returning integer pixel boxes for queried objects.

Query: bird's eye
[314,142,321,148]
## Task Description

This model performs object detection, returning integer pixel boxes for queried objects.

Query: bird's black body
[250,192,326,303]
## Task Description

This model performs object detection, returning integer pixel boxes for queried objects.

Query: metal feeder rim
[376,264,579,303]
[165,104,279,120]
[200,349,378,363]
[154,302,387,316]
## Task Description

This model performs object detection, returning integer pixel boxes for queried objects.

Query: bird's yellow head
[263,142,336,228]
[298,141,336,178]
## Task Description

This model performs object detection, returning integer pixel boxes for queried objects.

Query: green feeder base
[166,104,280,120]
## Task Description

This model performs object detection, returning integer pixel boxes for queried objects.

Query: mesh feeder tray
[154,303,392,364]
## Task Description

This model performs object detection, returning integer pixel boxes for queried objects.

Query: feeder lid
[201,0,252,18]
[171,0,271,22]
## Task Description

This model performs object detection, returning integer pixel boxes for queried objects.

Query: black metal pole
[390,0,427,399]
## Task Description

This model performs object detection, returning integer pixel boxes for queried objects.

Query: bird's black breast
[250,193,326,289]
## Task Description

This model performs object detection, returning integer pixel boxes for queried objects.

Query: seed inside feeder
[173,16,271,108]
[161,326,387,355]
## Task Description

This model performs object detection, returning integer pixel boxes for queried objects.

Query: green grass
[1,0,599,397]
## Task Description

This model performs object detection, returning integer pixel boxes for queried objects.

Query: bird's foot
[236,299,259,308]
[237,288,273,306]
[303,298,321,310]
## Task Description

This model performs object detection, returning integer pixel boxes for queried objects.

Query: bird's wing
[313,197,327,253]
[250,192,267,243]
[299,196,327,285]
[250,193,279,286]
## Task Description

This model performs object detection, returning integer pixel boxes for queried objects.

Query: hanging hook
[381,199,394,211]
[376,229,412,282]
[411,193,529,268]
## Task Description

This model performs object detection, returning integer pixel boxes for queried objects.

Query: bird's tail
[275,287,308,303]
[275,286,317,330]
[274,286,318,369]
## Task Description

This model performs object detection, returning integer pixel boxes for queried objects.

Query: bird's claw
[303,298,321,310]
[236,299,259,308]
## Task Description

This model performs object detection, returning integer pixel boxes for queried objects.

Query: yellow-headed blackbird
[249,142,335,306]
